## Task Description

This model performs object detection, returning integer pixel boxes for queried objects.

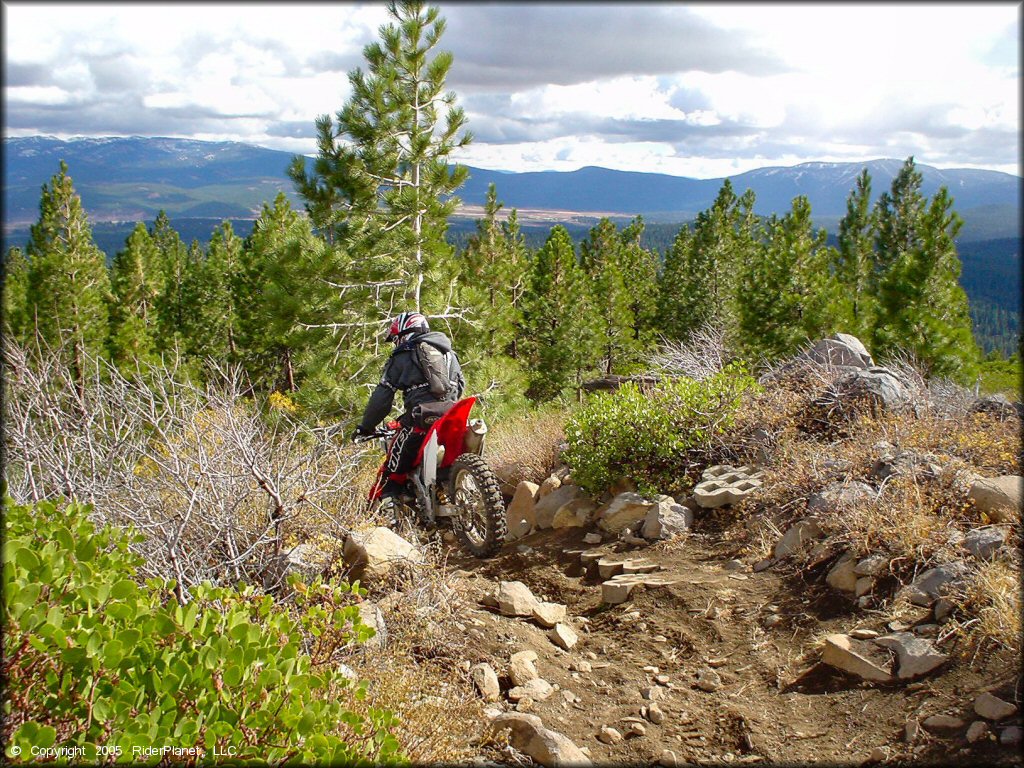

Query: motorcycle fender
[422,431,439,489]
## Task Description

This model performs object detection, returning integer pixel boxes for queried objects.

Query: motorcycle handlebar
[353,428,396,444]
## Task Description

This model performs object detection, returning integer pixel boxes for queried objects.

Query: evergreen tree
[288,0,470,313]
[737,196,838,359]
[2,247,31,343]
[580,218,637,374]
[150,211,190,353]
[833,169,876,339]
[618,216,660,349]
[520,226,597,400]
[656,224,694,342]
[108,222,162,369]
[24,161,111,389]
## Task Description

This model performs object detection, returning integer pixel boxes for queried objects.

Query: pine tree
[24,161,111,389]
[833,169,876,340]
[108,222,162,368]
[2,247,31,343]
[580,218,637,375]
[288,0,471,314]
[656,224,694,342]
[151,211,190,353]
[520,226,597,400]
[737,196,838,359]
[618,216,660,349]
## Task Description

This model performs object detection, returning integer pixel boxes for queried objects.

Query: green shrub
[563,366,758,496]
[2,497,403,765]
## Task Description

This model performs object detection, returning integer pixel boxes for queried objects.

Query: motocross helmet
[386,311,429,343]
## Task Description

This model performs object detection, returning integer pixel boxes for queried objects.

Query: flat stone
[508,677,554,702]
[963,526,1007,560]
[598,726,623,745]
[602,576,644,604]
[974,692,1018,721]
[898,562,971,607]
[873,632,947,679]
[849,629,880,640]
[827,554,859,592]
[549,623,579,651]
[597,492,655,533]
[807,481,874,514]
[506,481,540,540]
[821,634,894,682]
[621,559,660,574]
[497,581,542,617]
[694,667,722,692]
[471,662,501,702]
[597,556,627,579]
[922,715,966,731]
[583,533,603,544]
[532,601,568,628]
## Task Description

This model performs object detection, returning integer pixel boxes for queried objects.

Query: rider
[353,312,466,498]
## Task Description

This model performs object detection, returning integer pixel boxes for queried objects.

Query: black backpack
[415,341,455,399]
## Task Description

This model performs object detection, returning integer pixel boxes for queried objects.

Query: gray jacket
[358,330,465,432]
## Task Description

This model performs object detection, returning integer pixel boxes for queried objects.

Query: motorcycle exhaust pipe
[464,418,488,454]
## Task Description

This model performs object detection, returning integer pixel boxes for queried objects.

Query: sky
[2,2,1020,179]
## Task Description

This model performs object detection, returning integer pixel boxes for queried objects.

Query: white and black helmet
[386,312,429,342]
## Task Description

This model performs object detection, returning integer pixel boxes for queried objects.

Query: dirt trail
[446,518,1021,766]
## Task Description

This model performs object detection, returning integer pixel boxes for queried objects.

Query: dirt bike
[354,396,507,558]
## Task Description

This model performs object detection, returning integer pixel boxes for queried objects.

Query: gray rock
[833,367,913,412]
[974,692,1018,721]
[583,532,603,544]
[552,498,597,529]
[873,632,948,679]
[934,598,955,623]
[535,485,582,529]
[694,667,722,692]
[870,450,942,482]
[801,334,875,369]
[826,553,859,593]
[922,714,966,731]
[489,712,591,767]
[969,393,1022,421]
[508,677,554,702]
[807,481,875,514]
[597,492,655,533]
[963,526,1007,560]
[898,562,971,607]
[968,476,1022,524]
[509,650,540,686]
[646,702,665,725]
[966,720,990,743]
[549,623,579,651]
[641,497,694,540]
[1000,726,1022,746]
[497,581,542,617]
[855,576,874,597]
[506,481,540,540]
[855,554,889,577]
[357,602,388,649]
[471,662,501,702]
[342,527,424,583]
[774,518,824,559]
[821,634,894,682]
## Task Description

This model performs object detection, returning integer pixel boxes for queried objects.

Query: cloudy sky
[3,2,1020,178]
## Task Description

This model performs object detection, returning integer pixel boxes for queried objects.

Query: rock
[535,485,582,529]
[723,559,746,571]
[855,554,889,577]
[822,634,894,682]
[934,598,955,623]
[694,667,722,692]
[641,497,694,540]
[516,696,535,712]
[658,749,679,767]
[654,674,670,685]
[488,712,591,767]
[597,556,627,579]
[343,527,424,582]
[510,650,540,686]
[284,543,330,579]
[849,629,880,640]
[974,692,1018,721]
[641,685,664,700]
[802,334,875,369]
[867,746,889,763]
[905,719,920,743]
[533,602,568,628]
[583,532,603,544]
[774,518,824,559]
[807,481,875,514]
[1000,726,1022,746]
[873,632,947,679]
[626,721,647,737]
[832,367,913,413]
[508,677,554,702]
[969,393,1022,421]
[855,577,874,598]
[538,475,562,498]
[571,660,592,673]
[870,450,942,482]
[968,476,1022,523]
[753,558,776,573]
[597,492,656,533]
[646,702,665,724]
[497,581,542,617]
[552,498,597,529]
[966,720,990,743]
[827,553,859,592]
[506,481,540,540]
[549,623,579,651]
[598,726,623,745]
[601,575,645,604]
[470,663,501,702]
[357,602,388,648]
[963,526,1007,560]
[922,715,966,731]
[898,562,970,607]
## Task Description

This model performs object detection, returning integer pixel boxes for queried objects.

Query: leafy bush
[563,366,758,496]
[2,498,403,765]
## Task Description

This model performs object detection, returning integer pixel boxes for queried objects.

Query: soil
[443,512,1023,767]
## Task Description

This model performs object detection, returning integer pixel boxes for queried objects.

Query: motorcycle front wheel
[448,454,506,557]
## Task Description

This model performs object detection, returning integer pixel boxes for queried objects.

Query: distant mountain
[3,136,1019,240]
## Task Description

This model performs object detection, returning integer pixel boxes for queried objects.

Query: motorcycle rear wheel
[448,454,506,557]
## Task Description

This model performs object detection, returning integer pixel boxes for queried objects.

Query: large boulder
[506,481,540,540]
[343,527,424,583]
[551,498,597,529]
[534,485,581,529]
[596,492,655,533]
[488,712,591,767]
[496,581,542,617]
[969,476,1022,523]
[801,334,875,369]
[833,367,913,413]
[641,496,694,540]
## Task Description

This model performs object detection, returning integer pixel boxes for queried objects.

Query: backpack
[415,341,455,399]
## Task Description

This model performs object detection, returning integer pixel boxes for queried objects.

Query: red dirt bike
[354,396,507,557]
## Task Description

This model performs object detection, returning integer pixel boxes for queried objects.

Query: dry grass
[486,406,567,491]
[956,557,1022,657]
